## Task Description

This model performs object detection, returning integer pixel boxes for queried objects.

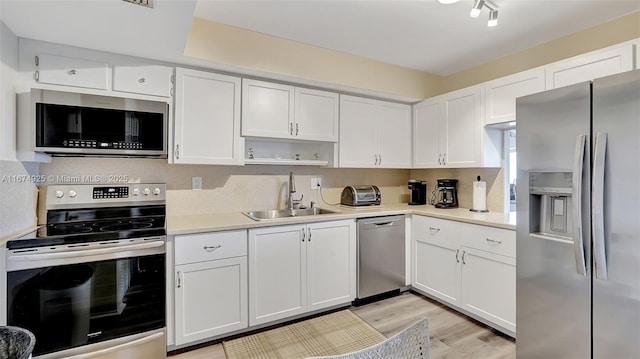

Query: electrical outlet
[192,176,202,191]
[311,177,322,189]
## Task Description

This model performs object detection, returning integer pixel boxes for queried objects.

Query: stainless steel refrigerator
[516,69,640,358]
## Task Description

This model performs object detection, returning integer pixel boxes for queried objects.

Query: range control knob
[132,188,141,196]
[55,190,64,198]
[68,190,77,198]
[143,188,151,196]
[152,187,161,196]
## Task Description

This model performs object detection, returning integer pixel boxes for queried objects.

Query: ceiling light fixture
[470,0,484,18]
[435,0,461,4]
[488,10,498,27]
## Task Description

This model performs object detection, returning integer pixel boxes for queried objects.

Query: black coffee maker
[434,179,458,208]
[408,179,427,205]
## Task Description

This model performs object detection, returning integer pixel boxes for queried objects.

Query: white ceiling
[1,0,639,76]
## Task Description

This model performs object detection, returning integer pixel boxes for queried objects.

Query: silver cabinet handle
[486,238,502,245]
[203,245,221,251]
[461,250,466,265]
[301,228,306,242]
[308,228,311,242]
[295,123,299,136]
[593,132,608,280]
[572,134,588,276]
[176,271,182,288]
[138,77,146,83]
[290,122,294,135]
[378,154,382,166]
[442,153,446,165]
[429,226,440,233]
[455,249,460,263]
[175,144,180,159]
[68,69,77,75]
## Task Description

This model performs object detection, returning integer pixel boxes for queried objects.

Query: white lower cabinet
[412,215,516,335]
[249,220,356,326]
[174,230,248,346]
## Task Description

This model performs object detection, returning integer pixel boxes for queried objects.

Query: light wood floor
[170,291,515,359]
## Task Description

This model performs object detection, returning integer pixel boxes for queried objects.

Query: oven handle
[65,331,164,359]
[9,240,164,261]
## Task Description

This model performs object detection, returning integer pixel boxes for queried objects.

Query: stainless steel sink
[242,207,341,221]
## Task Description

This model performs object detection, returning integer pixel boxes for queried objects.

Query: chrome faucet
[288,172,303,209]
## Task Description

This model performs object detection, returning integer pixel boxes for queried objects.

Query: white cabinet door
[484,68,545,125]
[306,220,356,311]
[174,257,248,345]
[241,79,294,139]
[546,44,634,89]
[460,247,516,333]
[414,239,461,306]
[295,88,338,142]
[36,54,108,90]
[377,102,412,168]
[339,95,378,167]
[413,97,442,168]
[113,65,173,97]
[249,225,306,326]
[173,68,242,165]
[442,87,481,167]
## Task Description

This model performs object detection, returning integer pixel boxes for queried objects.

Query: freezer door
[516,82,591,358]
[592,69,640,358]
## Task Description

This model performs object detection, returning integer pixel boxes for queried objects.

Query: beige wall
[442,11,640,93]
[184,18,443,100]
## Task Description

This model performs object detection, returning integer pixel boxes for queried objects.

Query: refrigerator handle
[572,134,587,276]
[593,132,608,280]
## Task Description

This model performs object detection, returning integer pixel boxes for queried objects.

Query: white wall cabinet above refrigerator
[241,79,339,142]
[546,44,634,89]
[172,68,243,165]
[339,95,412,168]
[483,67,545,126]
[413,86,488,168]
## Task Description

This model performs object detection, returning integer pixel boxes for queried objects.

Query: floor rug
[223,310,386,359]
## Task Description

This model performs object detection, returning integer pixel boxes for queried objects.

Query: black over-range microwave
[32,89,168,158]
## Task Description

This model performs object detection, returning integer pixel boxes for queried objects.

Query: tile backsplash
[37,158,505,216]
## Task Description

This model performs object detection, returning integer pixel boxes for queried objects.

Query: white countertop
[167,203,516,236]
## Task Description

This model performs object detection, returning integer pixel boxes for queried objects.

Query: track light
[470,0,484,18]
[488,10,498,27]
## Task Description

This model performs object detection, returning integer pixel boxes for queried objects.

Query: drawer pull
[176,271,182,288]
[138,77,146,83]
[461,251,467,265]
[486,238,502,245]
[429,227,440,232]
[203,245,221,251]
[455,249,460,263]
[68,69,77,75]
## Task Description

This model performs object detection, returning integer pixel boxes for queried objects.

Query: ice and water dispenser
[528,172,574,240]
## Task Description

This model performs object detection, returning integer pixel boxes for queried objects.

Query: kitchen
[1,1,639,358]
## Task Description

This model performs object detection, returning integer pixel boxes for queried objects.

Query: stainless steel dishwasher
[356,215,406,302]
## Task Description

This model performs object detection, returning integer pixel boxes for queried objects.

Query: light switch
[192,176,202,191]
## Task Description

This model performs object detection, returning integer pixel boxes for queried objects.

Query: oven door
[6,238,166,358]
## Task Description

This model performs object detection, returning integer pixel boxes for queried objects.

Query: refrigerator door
[516,82,591,358]
[592,69,640,358]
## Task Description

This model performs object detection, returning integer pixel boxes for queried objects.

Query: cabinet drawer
[113,65,173,97]
[461,224,515,258]
[413,215,460,244]
[175,230,247,265]
[36,54,108,90]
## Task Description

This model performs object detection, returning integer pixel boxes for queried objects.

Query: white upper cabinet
[242,79,338,142]
[36,54,108,90]
[413,86,481,168]
[173,68,242,165]
[484,67,545,126]
[295,87,339,141]
[112,65,173,97]
[546,44,634,89]
[339,95,411,168]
